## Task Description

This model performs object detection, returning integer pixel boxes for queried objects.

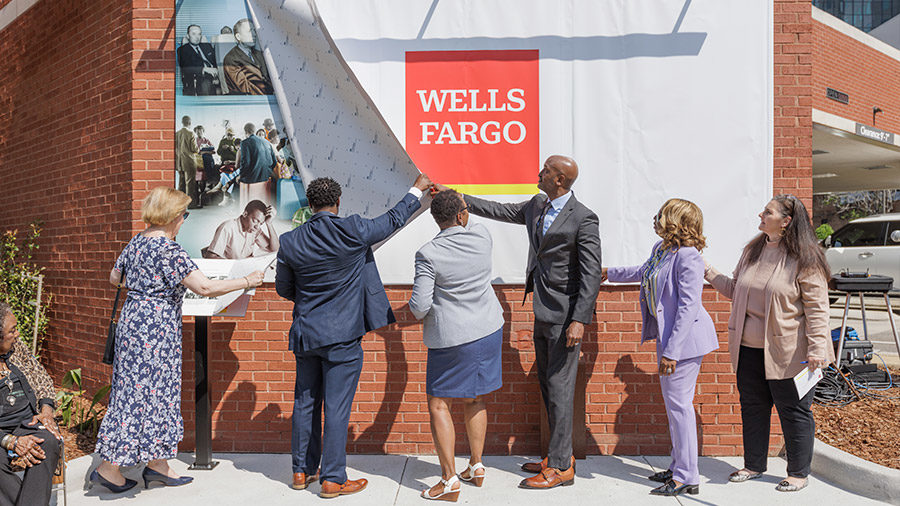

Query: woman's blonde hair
[141,187,191,226]
[656,198,706,251]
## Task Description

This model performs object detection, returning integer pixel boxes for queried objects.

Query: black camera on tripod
[831,328,889,382]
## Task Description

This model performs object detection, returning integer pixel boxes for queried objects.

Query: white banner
[252,0,773,283]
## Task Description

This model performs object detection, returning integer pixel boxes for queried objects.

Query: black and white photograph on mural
[175,0,308,268]
[175,6,275,96]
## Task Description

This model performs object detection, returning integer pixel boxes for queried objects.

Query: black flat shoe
[650,480,699,496]
[648,470,673,483]
[89,470,138,493]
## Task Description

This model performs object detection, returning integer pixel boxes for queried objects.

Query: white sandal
[421,474,460,501]
[459,462,485,487]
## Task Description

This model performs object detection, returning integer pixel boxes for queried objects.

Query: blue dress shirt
[542,191,572,234]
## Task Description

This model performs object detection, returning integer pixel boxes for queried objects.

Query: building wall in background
[813,11,900,134]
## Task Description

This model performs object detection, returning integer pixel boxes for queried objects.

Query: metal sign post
[189,315,218,470]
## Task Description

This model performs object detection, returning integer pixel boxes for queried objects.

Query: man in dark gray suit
[434,155,602,489]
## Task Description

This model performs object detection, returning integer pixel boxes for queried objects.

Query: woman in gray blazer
[409,190,505,502]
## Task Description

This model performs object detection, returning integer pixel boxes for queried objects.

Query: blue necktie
[536,200,551,241]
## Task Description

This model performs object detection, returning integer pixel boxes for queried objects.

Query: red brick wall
[0,0,134,386]
[0,0,814,457]
[775,1,815,206]
[813,16,900,135]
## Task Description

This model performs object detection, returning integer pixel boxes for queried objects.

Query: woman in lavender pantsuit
[603,198,719,497]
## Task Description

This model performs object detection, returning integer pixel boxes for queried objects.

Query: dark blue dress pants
[292,338,363,484]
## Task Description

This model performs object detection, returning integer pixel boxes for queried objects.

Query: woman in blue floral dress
[92,187,264,493]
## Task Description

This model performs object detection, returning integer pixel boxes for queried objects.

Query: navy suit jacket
[275,193,421,351]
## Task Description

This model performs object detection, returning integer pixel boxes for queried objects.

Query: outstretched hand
[430,183,451,195]
[413,173,433,191]
[244,270,264,288]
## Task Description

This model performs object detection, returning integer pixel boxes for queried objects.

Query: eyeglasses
[182,212,190,220]
[460,206,468,212]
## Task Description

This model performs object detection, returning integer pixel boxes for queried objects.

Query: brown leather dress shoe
[292,471,319,490]
[518,465,575,489]
[521,457,548,473]
[320,478,368,498]
[521,456,575,474]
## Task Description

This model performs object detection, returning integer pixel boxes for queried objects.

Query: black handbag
[102,268,126,365]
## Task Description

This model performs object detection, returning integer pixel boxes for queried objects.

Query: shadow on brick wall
[349,321,409,456]
[489,296,541,455]
[613,355,670,455]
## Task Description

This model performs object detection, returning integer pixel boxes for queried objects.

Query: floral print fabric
[95,235,197,466]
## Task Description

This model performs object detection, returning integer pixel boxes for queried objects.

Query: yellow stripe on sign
[448,184,538,195]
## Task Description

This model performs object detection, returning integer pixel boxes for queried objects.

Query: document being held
[182,254,276,316]
[793,366,824,398]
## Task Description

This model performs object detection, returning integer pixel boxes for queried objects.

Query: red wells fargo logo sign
[406,50,539,195]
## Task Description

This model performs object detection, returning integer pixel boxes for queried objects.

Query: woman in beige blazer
[705,194,834,493]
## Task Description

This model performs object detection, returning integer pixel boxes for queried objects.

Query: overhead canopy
[813,114,900,194]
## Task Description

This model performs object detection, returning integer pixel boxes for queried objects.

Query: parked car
[824,213,900,292]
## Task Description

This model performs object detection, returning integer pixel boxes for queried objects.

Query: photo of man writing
[203,200,279,259]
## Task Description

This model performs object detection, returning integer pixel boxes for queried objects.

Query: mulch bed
[59,424,98,461]
[57,391,105,462]
[813,367,900,470]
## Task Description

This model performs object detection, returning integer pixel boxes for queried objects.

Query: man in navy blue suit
[276,173,431,498]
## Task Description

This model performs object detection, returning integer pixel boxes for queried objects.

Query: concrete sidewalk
[54,453,883,505]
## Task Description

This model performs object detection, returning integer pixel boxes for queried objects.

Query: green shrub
[815,223,834,241]
[55,368,110,438]
[0,222,51,355]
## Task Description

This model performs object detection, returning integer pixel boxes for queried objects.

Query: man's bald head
[545,155,578,189]
[538,155,579,198]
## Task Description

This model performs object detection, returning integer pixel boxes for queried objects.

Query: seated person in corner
[0,302,62,506]
[204,199,279,259]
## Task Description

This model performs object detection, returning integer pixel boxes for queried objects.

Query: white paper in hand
[793,366,824,398]
[183,256,276,316]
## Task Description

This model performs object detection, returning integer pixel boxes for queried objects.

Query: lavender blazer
[607,242,718,362]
